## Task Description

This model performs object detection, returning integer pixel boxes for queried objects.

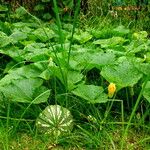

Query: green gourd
[36,105,73,136]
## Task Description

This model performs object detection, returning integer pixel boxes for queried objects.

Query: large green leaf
[128,56,150,77]
[49,66,84,91]
[0,78,50,104]
[72,84,108,103]
[73,31,93,44]
[0,46,25,62]
[69,48,99,70]
[0,31,12,47]
[135,63,150,77]
[0,62,48,86]
[9,30,27,43]
[87,52,116,69]
[93,36,126,48]
[23,42,50,61]
[113,25,130,36]
[133,31,148,40]
[143,81,150,103]
[91,27,114,39]
[12,22,39,29]
[33,27,55,42]
[101,57,143,89]
[124,40,150,55]
[67,71,84,90]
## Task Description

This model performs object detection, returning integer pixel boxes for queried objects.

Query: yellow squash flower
[108,83,116,98]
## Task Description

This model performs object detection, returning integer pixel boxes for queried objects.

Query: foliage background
[0,0,150,149]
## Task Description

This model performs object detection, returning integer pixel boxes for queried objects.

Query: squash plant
[0,10,150,140]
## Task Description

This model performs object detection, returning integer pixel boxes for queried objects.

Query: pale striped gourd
[36,105,73,136]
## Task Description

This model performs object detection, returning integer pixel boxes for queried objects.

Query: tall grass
[121,76,149,149]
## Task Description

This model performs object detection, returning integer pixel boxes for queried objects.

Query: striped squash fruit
[36,105,73,136]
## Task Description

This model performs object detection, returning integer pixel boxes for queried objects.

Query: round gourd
[36,105,73,136]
